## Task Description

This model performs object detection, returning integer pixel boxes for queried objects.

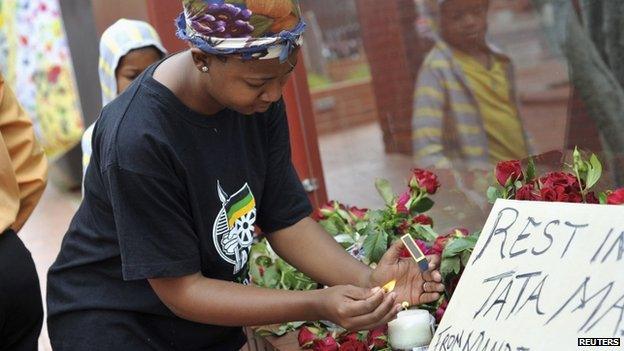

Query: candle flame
[382,279,396,293]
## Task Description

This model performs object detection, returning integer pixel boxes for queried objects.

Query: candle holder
[387,309,435,350]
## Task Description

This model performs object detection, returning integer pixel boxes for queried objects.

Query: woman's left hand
[368,240,445,306]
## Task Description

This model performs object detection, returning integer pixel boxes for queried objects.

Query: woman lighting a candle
[47,1,445,349]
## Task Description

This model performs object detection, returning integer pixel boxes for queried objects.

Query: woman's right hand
[316,285,400,331]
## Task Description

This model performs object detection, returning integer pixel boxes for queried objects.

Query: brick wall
[311,78,378,134]
[355,0,426,155]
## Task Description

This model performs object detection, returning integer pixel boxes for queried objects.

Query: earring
[201,66,209,73]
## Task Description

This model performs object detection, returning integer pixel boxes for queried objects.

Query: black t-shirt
[47,61,312,350]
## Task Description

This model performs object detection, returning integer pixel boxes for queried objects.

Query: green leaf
[333,233,355,248]
[248,264,264,286]
[486,186,502,204]
[319,219,339,235]
[413,197,434,213]
[573,146,582,168]
[599,192,608,204]
[375,178,395,206]
[585,154,603,189]
[367,209,385,224]
[255,255,272,267]
[440,256,461,277]
[525,157,536,181]
[412,224,438,242]
[442,236,477,259]
[363,229,388,264]
[514,180,523,189]
[460,250,472,266]
[336,208,351,222]
[355,221,368,232]
[262,265,280,288]
[254,321,305,337]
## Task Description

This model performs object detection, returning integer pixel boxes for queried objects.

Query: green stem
[574,168,588,203]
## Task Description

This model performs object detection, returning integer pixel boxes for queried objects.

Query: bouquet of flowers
[292,169,479,350]
[487,148,624,205]
[315,169,442,265]
[297,323,389,351]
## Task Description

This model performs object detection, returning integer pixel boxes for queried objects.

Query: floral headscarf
[176,0,305,62]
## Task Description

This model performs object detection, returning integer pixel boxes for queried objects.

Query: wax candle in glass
[387,309,434,350]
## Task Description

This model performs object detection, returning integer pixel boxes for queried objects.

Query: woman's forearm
[149,273,324,326]
[268,217,373,288]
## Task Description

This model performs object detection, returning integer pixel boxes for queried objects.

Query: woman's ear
[190,47,212,73]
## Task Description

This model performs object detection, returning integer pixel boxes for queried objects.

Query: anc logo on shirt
[212,181,257,274]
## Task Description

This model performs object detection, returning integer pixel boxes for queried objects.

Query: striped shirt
[412,41,529,170]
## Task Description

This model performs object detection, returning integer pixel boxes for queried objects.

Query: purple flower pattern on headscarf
[189,3,253,38]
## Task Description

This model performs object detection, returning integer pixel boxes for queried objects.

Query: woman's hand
[368,240,445,306]
[315,285,401,331]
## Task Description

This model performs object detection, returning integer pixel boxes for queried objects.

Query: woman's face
[115,46,163,94]
[200,50,298,115]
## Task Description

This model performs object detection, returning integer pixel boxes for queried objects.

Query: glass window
[301,0,624,232]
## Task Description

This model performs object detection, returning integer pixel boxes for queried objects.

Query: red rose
[339,332,359,343]
[338,340,368,351]
[313,336,338,351]
[311,210,324,222]
[567,192,583,203]
[586,192,600,204]
[540,186,566,202]
[413,214,433,226]
[399,247,411,258]
[314,201,338,221]
[416,239,431,255]
[410,169,440,194]
[607,188,624,205]
[540,172,581,193]
[435,300,448,323]
[495,160,523,186]
[395,219,411,236]
[540,187,557,202]
[298,326,318,348]
[515,183,539,201]
[429,234,450,256]
[396,191,410,214]
[367,325,388,348]
[348,206,368,220]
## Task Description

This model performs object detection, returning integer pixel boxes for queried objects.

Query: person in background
[0,72,48,351]
[47,1,444,350]
[412,0,530,170]
[81,18,167,179]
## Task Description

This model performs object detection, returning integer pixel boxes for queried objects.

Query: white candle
[387,309,434,350]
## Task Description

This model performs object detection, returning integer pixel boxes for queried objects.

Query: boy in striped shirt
[412,0,529,170]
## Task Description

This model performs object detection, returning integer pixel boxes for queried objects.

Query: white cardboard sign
[429,199,624,350]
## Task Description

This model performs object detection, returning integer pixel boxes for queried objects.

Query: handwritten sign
[430,199,624,351]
